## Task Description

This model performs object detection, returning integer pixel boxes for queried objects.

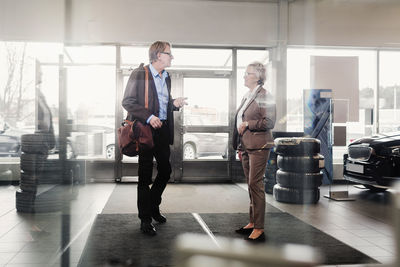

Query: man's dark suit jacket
[122,63,178,145]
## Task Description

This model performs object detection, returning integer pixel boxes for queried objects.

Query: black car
[0,121,75,159]
[0,122,26,157]
[343,131,400,191]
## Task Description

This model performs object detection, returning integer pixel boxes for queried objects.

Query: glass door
[175,72,232,182]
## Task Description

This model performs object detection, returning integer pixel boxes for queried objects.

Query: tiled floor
[0,182,397,266]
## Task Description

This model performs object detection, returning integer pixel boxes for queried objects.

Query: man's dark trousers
[138,122,171,222]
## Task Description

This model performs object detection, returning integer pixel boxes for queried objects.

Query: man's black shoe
[140,221,156,236]
[152,213,167,223]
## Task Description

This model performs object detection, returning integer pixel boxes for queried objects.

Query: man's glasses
[160,52,173,57]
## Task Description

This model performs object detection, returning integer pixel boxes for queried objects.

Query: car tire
[275,137,320,156]
[106,144,115,159]
[273,184,320,204]
[21,133,53,154]
[66,141,76,159]
[16,189,64,213]
[264,180,276,194]
[277,154,321,173]
[20,153,61,173]
[20,171,62,185]
[222,147,228,159]
[183,143,196,159]
[276,170,323,189]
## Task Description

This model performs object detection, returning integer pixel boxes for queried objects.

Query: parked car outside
[0,121,27,157]
[343,131,400,191]
[68,124,114,159]
[0,121,76,159]
[183,133,228,160]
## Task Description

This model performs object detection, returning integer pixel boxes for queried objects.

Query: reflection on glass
[183,78,229,126]
[173,48,232,69]
[122,47,233,70]
[64,45,116,64]
[286,48,376,148]
[66,65,116,160]
[379,51,400,133]
[237,49,269,67]
[183,133,228,160]
[121,46,149,67]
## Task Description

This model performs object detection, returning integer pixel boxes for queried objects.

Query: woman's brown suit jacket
[232,86,276,151]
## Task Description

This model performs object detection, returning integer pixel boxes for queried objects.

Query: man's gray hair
[248,61,267,86]
[149,41,171,63]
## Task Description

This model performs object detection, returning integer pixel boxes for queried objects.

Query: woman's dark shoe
[235,227,254,235]
[245,232,265,243]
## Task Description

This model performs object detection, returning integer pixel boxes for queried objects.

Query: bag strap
[144,66,149,109]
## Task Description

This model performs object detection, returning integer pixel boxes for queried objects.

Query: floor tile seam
[372,243,397,256]
[3,250,20,266]
[323,197,391,224]
[329,239,386,262]
[353,245,395,257]
[348,229,393,239]
[0,215,25,240]
[3,238,38,266]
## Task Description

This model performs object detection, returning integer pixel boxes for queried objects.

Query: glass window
[173,48,232,70]
[121,46,149,68]
[379,51,400,133]
[287,48,377,162]
[183,132,228,160]
[62,45,116,160]
[183,78,229,126]
[64,45,116,64]
[0,42,62,166]
[65,64,116,160]
[121,46,232,70]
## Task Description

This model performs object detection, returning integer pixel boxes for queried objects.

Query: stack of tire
[16,133,65,213]
[264,147,277,194]
[273,137,324,204]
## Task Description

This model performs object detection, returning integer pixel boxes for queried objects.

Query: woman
[233,61,276,242]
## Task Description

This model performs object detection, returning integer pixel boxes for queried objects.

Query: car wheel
[66,141,76,159]
[276,170,323,189]
[277,154,322,173]
[275,137,320,156]
[364,185,388,192]
[273,184,320,204]
[222,147,228,159]
[183,143,196,159]
[106,144,115,159]
[21,133,53,154]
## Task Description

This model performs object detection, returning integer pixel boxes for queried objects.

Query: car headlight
[392,147,400,156]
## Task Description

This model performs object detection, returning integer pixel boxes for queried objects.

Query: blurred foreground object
[174,233,323,267]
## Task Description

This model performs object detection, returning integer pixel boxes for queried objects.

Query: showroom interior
[0,0,400,266]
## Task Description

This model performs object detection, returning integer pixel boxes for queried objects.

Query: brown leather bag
[118,66,154,157]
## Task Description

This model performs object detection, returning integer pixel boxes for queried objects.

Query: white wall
[1,0,399,47]
[289,0,400,47]
[67,0,278,46]
[0,0,64,42]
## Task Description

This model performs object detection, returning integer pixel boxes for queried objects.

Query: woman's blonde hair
[248,61,267,86]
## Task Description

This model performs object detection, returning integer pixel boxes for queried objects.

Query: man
[122,41,187,236]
